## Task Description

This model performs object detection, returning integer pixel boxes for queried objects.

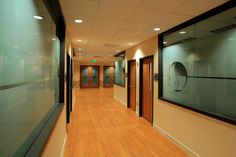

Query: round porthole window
[169,62,187,92]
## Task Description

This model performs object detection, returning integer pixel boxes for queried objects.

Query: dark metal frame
[114,51,126,87]
[139,55,154,124]
[127,60,136,110]
[158,1,236,125]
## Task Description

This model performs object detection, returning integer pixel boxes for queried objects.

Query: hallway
[64,88,188,157]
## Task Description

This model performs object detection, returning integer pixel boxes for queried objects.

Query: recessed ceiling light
[154,28,161,31]
[33,16,43,20]
[179,31,186,34]
[52,38,56,41]
[129,43,133,45]
[163,41,167,44]
[78,48,82,51]
[78,39,82,42]
[74,19,83,23]
[116,50,120,52]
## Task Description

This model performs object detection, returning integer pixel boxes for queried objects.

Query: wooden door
[141,57,153,123]
[103,66,114,87]
[128,60,136,111]
[80,65,100,88]
[90,66,99,88]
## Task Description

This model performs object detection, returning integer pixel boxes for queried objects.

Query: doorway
[128,60,136,112]
[103,66,114,87]
[140,56,153,123]
[80,65,100,88]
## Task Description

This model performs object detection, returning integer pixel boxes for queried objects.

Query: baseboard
[60,132,67,157]
[114,96,127,107]
[153,124,200,157]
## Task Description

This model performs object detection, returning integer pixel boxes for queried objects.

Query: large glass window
[0,0,60,156]
[114,52,125,87]
[160,6,236,124]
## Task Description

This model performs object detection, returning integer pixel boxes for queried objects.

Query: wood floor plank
[64,88,189,157]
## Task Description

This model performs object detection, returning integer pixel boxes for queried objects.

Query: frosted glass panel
[161,6,236,123]
[104,67,111,85]
[81,67,89,86]
[114,53,125,86]
[0,0,60,156]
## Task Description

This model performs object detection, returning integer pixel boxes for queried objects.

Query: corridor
[64,89,188,157]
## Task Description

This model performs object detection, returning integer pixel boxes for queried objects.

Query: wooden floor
[64,88,189,157]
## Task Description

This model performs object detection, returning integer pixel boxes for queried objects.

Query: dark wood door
[80,65,99,88]
[128,60,136,111]
[141,57,153,123]
[103,66,114,87]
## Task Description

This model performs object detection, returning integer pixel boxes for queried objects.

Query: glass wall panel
[114,52,125,86]
[161,6,236,123]
[0,0,60,156]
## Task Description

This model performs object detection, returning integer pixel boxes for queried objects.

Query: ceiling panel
[101,0,143,7]
[59,0,228,61]
[172,0,227,16]
[96,2,136,20]
[139,0,187,11]
[93,18,123,29]
[60,0,99,16]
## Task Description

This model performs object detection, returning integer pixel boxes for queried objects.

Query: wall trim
[153,123,200,157]
[114,96,127,107]
[60,132,67,157]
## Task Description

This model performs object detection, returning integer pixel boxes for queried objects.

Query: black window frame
[158,0,236,126]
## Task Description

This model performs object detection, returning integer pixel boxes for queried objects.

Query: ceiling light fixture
[33,16,43,20]
[154,27,161,31]
[179,31,186,34]
[129,43,133,45]
[52,38,56,41]
[74,19,83,23]
[78,39,82,42]
[163,41,167,44]
[116,50,120,52]
[78,48,82,51]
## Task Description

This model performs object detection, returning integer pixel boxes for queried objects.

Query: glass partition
[0,0,60,156]
[160,5,236,124]
[114,52,125,87]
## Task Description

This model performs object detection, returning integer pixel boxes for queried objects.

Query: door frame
[127,60,136,109]
[139,55,154,124]
[103,66,114,88]
[80,65,100,88]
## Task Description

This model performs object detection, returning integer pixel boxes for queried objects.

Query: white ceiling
[59,0,228,60]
